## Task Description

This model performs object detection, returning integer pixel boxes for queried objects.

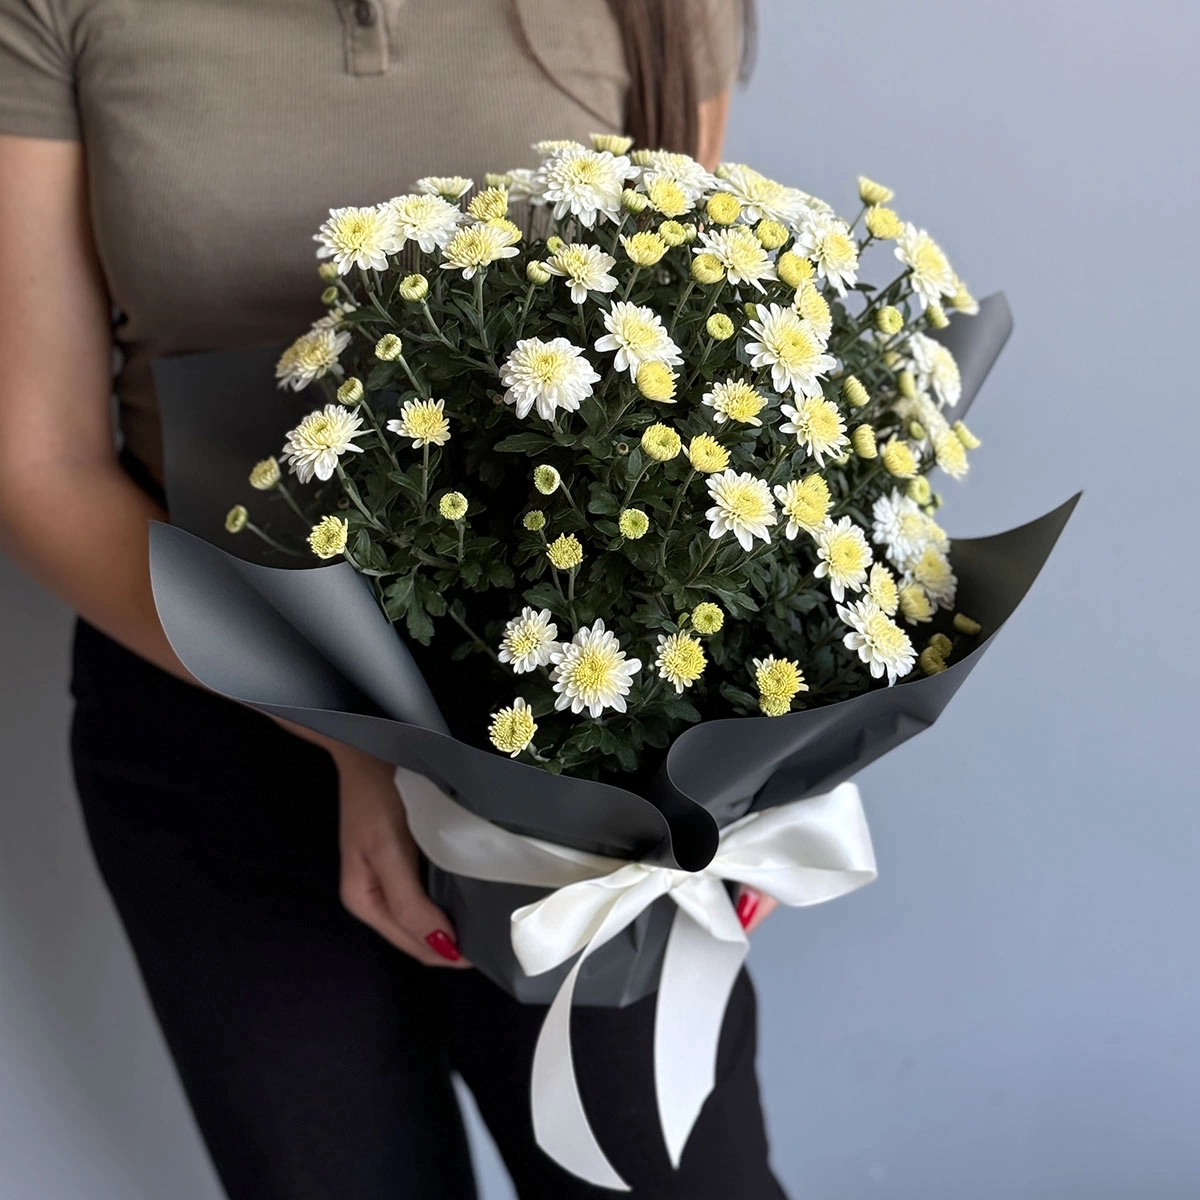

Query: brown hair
[607,0,756,156]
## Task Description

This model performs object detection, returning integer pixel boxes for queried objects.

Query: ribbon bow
[396,766,877,1191]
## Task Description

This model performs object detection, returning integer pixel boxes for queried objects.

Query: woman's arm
[0,134,466,967]
[697,90,731,173]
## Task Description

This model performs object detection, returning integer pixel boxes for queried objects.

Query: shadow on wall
[0,558,222,1200]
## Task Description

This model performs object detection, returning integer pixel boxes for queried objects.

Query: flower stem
[245,522,303,558]
[273,481,309,525]
[448,606,503,667]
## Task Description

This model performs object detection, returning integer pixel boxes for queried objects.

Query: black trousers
[67,616,787,1200]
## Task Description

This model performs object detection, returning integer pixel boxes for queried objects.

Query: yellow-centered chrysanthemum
[308,515,349,560]
[488,698,538,757]
[745,304,836,397]
[898,583,934,624]
[815,516,873,601]
[415,175,473,200]
[313,205,400,274]
[858,175,894,205]
[467,186,509,222]
[621,230,669,265]
[544,242,618,304]
[867,562,900,616]
[618,508,650,539]
[645,174,691,217]
[702,378,766,426]
[838,597,916,685]
[281,404,365,483]
[779,395,849,466]
[865,205,904,240]
[793,281,832,341]
[275,327,351,391]
[933,429,969,479]
[549,620,642,717]
[635,361,677,402]
[687,433,730,474]
[546,533,584,571]
[655,632,707,693]
[691,602,725,634]
[753,655,807,717]
[895,223,957,309]
[248,457,281,490]
[776,250,814,289]
[440,221,521,279]
[641,423,682,461]
[881,439,918,479]
[773,475,832,540]
[705,469,777,551]
[438,491,468,520]
[386,398,451,449]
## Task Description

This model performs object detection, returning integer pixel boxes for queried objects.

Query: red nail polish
[736,892,759,929]
[425,930,461,962]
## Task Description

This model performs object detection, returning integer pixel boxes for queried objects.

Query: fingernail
[736,891,759,929]
[425,930,461,962]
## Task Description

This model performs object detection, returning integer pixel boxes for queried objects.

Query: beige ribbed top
[0,0,740,482]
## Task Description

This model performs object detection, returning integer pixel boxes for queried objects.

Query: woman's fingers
[735,887,779,934]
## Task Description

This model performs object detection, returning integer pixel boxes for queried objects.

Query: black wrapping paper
[147,292,1078,1005]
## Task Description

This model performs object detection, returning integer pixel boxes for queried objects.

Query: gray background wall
[2,1,1197,1196]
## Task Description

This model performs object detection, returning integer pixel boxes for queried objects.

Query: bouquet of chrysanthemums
[147,136,1076,1189]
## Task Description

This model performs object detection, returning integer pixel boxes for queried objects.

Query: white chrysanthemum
[313,205,401,274]
[634,150,717,201]
[594,301,683,379]
[871,489,936,569]
[705,469,777,551]
[702,378,767,426]
[894,389,951,441]
[716,162,812,226]
[281,403,365,483]
[544,243,618,304]
[744,304,836,397]
[895,223,957,309]
[693,227,777,291]
[779,395,849,466]
[533,138,586,156]
[384,193,464,253]
[501,337,600,421]
[907,545,958,609]
[793,211,859,296]
[773,475,832,540]
[537,146,634,228]
[415,175,473,200]
[792,281,832,341]
[838,597,917,686]
[275,328,351,391]
[908,331,963,408]
[440,221,520,278]
[311,300,358,331]
[814,516,874,601]
[550,620,642,717]
[498,607,560,674]
[504,167,545,204]
[655,631,707,693]
[386,398,451,449]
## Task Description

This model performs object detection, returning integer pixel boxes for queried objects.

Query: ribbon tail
[655,890,748,1168]
[529,875,668,1192]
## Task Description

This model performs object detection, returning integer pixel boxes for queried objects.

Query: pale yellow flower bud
[485,172,513,189]
[681,222,698,243]
[706,192,741,225]
[776,250,814,289]
[953,613,982,636]
[898,369,918,399]
[641,423,682,461]
[906,475,933,505]
[525,260,553,285]
[620,188,649,214]
[858,175,894,205]
[622,230,668,265]
[691,252,725,284]
[317,261,340,283]
[950,278,978,313]
[864,205,903,240]
[224,505,248,534]
[742,302,759,320]
[248,457,281,490]
[523,509,546,531]
[546,235,565,254]
[876,306,903,335]
[706,313,735,341]
[928,632,953,659]
[398,273,429,302]
[899,584,934,624]
[882,440,918,479]
[308,514,348,560]
[533,464,561,495]
[926,302,949,329]
[754,219,789,250]
[321,285,339,306]
[851,424,877,459]
[918,646,947,676]
[907,420,926,441]
[841,375,870,408]
[953,420,981,449]
[374,333,403,361]
[636,361,677,402]
[618,508,650,539]
[438,491,468,521]
[686,433,730,474]
[546,533,584,571]
[337,377,364,406]
[658,220,687,247]
[590,132,634,154]
[691,602,724,634]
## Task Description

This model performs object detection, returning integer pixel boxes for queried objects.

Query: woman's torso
[67,0,633,481]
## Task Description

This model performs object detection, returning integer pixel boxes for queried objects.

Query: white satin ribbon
[395,766,877,1192]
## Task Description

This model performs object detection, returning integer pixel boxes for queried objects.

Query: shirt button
[354,1,376,26]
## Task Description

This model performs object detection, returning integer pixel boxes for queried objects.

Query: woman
[0,1,785,1196]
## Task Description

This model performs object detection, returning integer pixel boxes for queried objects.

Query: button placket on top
[336,0,404,76]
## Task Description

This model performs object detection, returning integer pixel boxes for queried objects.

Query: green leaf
[493,432,554,454]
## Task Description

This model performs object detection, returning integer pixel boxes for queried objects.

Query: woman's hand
[334,746,470,968]
[735,887,778,935]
